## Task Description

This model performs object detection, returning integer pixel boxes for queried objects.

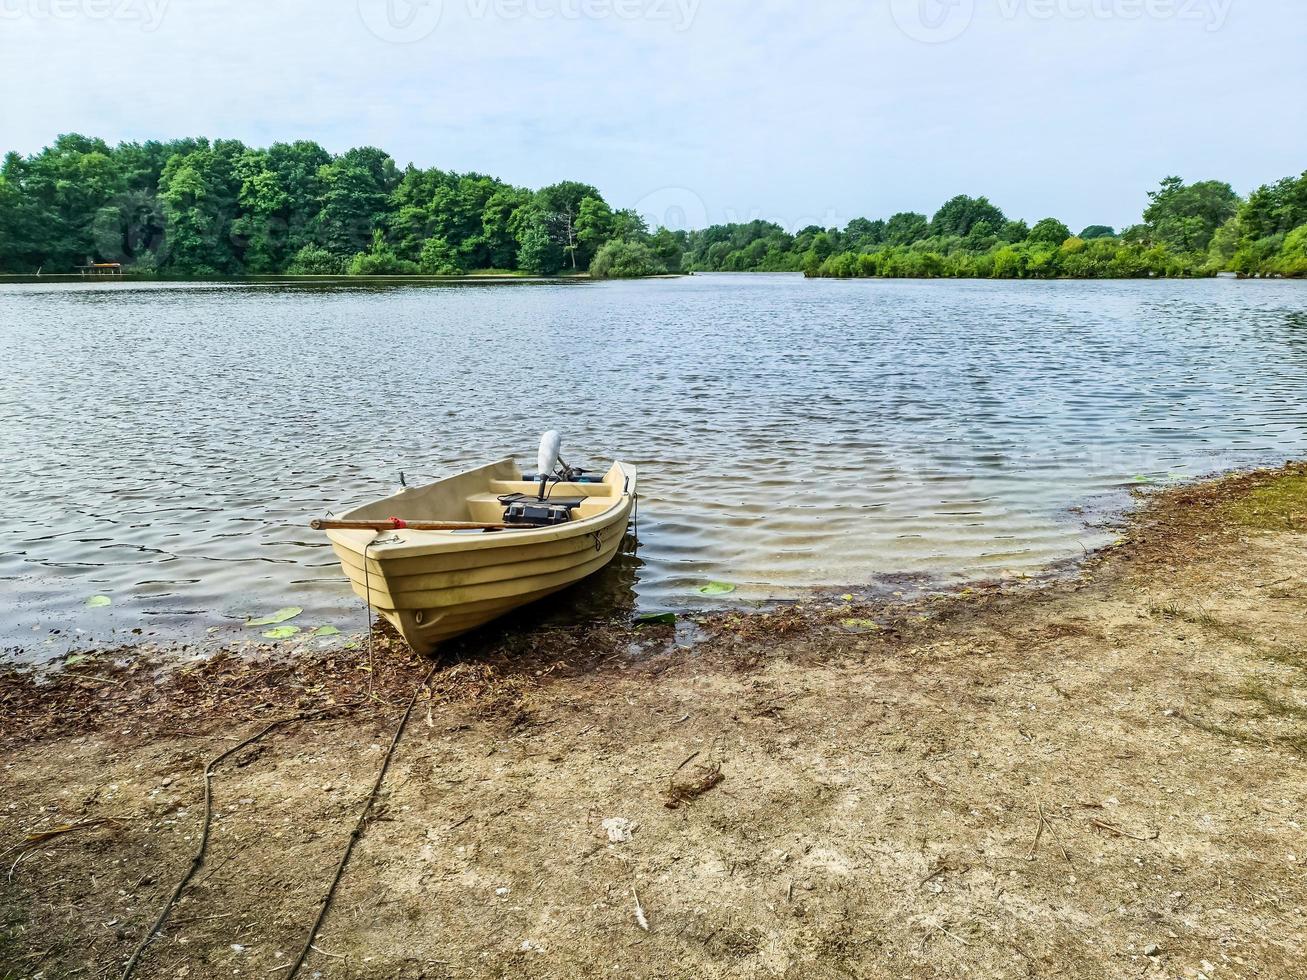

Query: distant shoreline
[0,272,689,285]
[3,270,1298,284]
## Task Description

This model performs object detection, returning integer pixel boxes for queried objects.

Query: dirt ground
[2,465,1306,980]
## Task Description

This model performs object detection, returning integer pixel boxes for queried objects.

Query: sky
[1,0,1304,233]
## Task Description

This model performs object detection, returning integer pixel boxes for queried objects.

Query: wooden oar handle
[311,518,527,532]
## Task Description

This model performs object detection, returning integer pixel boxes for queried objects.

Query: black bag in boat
[502,500,580,526]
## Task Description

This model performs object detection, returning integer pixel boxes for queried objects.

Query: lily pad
[246,607,303,628]
[85,595,112,608]
[635,612,677,626]
[262,625,301,640]
[311,625,342,637]
[698,582,736,597]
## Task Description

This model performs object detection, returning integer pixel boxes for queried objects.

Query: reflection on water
[1,274,1305,661]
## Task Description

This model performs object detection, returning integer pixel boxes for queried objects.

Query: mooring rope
[283,661,439,978]
[120,713,321,980]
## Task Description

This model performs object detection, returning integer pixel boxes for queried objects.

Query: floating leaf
[635,612,676,626]
[698,582,736,596]
[311,625,342,637]
[85,595,112,608]
[262,625,301,640]
[246,607,303,627]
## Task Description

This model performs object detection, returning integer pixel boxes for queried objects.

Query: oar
[310,518,537,532]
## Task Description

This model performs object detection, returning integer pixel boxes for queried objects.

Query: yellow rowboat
[316,450,636,655]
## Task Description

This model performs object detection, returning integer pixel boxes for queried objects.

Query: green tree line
[2,135,1304,281]
[0,134,681,278]
[679,173,1304,280]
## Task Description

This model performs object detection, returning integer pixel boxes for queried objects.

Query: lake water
[2,274,1305,660]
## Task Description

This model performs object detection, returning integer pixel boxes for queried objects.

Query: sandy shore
[2,465,1305,979]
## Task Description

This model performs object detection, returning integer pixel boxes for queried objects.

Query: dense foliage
[0,134,680,278]
[590,238,672,278]
[1,135,1303,281]
[684,177,1307,280]
[825,175,1305,279]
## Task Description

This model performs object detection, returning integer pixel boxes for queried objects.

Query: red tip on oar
[389,517,409,529]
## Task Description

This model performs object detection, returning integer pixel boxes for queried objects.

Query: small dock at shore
[75,262,124,277]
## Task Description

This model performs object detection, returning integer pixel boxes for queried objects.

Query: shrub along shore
[1,134,1304,280]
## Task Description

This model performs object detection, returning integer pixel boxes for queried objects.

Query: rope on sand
[121,713,319,980]
[283,662,439,978]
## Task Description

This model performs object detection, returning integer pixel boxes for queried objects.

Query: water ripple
[1,274,1305,658]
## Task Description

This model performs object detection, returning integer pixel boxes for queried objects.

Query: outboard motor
[537,430,562,501]
[502,431,582,527]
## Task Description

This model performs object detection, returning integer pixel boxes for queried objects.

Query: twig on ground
[1041,803,1076,869]
[1090,818,1160,842]
[672,750,700,775]
[8,848,35,883]
[1028,802,1076,869]
[1027,806,1045,861]
[921,860,967,885]
[1,819,120,862]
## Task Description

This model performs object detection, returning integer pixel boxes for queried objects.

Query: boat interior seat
[488,480,615,498]
[464,490,618,525]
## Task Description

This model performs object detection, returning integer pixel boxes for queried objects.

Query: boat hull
[324,459,635,655]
